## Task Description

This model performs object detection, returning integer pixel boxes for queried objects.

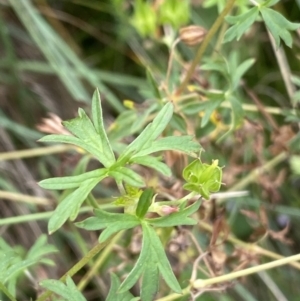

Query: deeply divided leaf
[260,7,300,48]
[119,223,181,298]
[106,273,137,301]
[223,7,259,43]
[40,276,87,301]
[92,89,116,165]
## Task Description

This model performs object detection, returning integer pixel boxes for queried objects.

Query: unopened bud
[179,25,207,47]
[159,205,179,216]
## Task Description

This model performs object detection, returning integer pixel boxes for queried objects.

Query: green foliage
[40,276,86,301]
[136,188,154,218]
[224,1,300,48]
[106,274,139,301]
[223,7,259,43]
[260,7,300,48]
[2,0,300,300]
[119,223,182,300]
[39,90,202,234]
[0,235,57,296]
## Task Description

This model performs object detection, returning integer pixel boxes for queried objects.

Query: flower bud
[179,25,207,46]
[159,205,179,216]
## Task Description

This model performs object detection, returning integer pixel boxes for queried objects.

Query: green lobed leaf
[260,7,300,48]
[40,276,87,301]
[106,273,137,301]
[76,210,140,243]
[39,168,107,190]
[63,108,115,167]
[3,258,45,283]
[130,103,158,134]
[130,156,172,177]
[136,188,154,219]
[119,102,174,159]
[119,222,181,296]
[108,167,145,187]
[142,223,182,294]
[26,235,58,261]
[231,58,255,90]
[91,89,116,165]
[39,134,109,166]
[148,200,201,227]
[141,263,159,301]
[48,178,101,234]
[132,136,202,158]
[223,7,259,43]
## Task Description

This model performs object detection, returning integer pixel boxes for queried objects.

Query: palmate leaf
[39,90,115,167]
[223,7,259,43]
[40,276,86,301]
[260,7,300,48]
[119,223,181,300]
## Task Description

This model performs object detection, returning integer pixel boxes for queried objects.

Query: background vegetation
[0,0,300,300]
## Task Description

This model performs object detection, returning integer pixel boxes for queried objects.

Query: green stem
[175,0,236,96]
[0,204,116,226]
[193,253,300,288]
[228,151,288,192]
[77,231,123,291]
[0,145,75,161]
[0,190,50,205]
[36,237,115,301]
[0,282,17,301]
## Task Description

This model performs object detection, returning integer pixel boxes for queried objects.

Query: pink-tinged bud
[179,25,207,47]
[159,205,179,216]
